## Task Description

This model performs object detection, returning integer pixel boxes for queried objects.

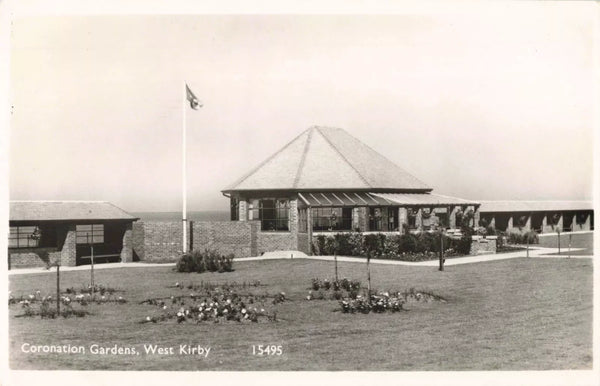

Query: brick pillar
[239,200,248,221]
[449,206,458,228]
[120,222,133,263]
[289,199,298,234]
[524,214,532,231]
[61,224,77,267]
[416,208,423,231]
[556,213,564,232]
[474,207,481,228]
[398,207,408,234]
[541,214,548,233]
[570,214,578,231]
[358,207,368,231]
[507,216,514,232]
[307,207,313,255]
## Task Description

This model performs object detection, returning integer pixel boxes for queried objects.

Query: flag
[186,84,202,110]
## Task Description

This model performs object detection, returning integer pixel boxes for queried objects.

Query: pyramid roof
[222,126,431,193]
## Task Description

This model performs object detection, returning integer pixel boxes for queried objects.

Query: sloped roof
[9,201,138,222]
[373,192,479,206]
[478,201,593,213]
[222,126,431,192]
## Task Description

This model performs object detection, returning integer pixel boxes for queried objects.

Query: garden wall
[133,220,266,262]
[470,236,497,255]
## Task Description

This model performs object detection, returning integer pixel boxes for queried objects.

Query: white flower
[306,296,311,300]
[260,308,265,313]
[28,294,35,300]
[190,293,195,297]
[177,312,183,317]
[146,316,151,321]
[163,305,167,310]
[175,282,179,287]
[223,309,228,314]
[226,299,231,304]
[241,308,246,314]
[198,307,203,312]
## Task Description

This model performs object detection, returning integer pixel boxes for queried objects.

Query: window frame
[76,224,105,245]
[248,198,290,232]
[8,226,41,248]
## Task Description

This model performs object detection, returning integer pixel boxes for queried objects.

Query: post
[439,230,444,271]
[366,253,371,300]
[557,228,561,254]
[568,233,572,259]
[182,80,188,253]
[56,264,60,315]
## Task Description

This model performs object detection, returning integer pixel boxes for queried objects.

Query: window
[369,207,398,231]
[76,224,104,244]
[9,226,40,248]
[248,199,289,231]
[312,207,352,231]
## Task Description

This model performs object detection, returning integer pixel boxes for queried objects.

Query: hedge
[312,231,473,260]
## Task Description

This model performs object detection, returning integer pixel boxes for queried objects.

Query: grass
[8,257,592,371]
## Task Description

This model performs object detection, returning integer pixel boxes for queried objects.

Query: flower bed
[139,285,286,324]
[8,286,128,319]
[340,288,446,314]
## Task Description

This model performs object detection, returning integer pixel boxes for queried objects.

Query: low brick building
[8,201,138,269]
[479,201,594,234]
[222,126,481,254]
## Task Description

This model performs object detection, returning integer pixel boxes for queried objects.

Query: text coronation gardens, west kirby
[20,343,212,357]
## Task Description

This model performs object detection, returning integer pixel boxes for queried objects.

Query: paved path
[7,247,592,276]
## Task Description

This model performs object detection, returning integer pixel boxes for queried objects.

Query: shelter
[222,126,480,254]
[8,201,138,269]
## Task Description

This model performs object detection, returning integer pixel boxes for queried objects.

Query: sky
[6,3,597,212]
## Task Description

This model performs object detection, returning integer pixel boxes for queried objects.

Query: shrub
[176,249,234,273]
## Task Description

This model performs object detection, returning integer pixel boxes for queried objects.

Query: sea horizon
[130,210,230,222]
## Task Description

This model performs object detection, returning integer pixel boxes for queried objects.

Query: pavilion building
[222,126,481,254]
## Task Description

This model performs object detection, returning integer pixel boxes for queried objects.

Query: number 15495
[252,345,283,356]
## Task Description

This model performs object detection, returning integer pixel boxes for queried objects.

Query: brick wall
[470,236,497,255]
[257,232,298,255]
[297,233,310,254]
[192,221,259,258]
[8,247,57,269]
[133,221,184,262]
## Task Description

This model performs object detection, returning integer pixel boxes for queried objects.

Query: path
[8,246,592,276]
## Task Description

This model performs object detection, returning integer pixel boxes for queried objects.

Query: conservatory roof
[222,126,431,193]
[298,192,479,207]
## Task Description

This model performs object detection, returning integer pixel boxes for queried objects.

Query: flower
[241,308,246,314]
[28,294,35,300]
[163,305,167,310]
[223,309,228,314]
[146,316,151,321]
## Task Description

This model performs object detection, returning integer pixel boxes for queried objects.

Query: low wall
[133,220,268,262]
[470,236,497,255]
[133,221,183,262]
[192,221,259,258]
[8,247,59,269]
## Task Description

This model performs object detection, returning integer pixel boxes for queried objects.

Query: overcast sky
[7,4,596,212]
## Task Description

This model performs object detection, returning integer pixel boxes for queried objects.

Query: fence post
[439,231,444,271]
[56,264,60,315]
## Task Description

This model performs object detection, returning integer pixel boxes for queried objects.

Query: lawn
[8,257,593,371]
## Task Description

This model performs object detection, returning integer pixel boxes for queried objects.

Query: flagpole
[182,81,188,254]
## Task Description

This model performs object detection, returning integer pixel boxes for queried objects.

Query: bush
[176,249,234,273]
[506,231,538,245]
[311,230,472,260]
